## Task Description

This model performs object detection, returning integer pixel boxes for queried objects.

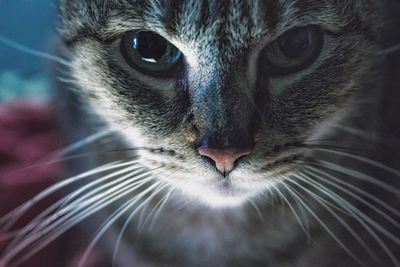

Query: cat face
[61,0,383,207]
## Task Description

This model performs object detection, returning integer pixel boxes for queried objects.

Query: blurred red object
[0,100,104,267]
[0,100,61,215]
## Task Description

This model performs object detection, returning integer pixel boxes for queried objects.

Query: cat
[1,0,400,266]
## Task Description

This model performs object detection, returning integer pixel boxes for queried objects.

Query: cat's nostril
[197,147,252,175]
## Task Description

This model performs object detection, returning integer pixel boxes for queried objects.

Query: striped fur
[54,0,400,266]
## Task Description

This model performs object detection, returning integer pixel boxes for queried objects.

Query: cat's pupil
[278,29,310,59]
[122,30,182,76]
[133,32,167,62]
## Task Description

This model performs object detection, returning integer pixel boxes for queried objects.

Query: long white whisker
[311,147,400,178]
[147,187,175,230]
[295,172,399,266]
[272,183,311,239]
[112,168,180,267]
[327,123,391,142]
[57,130,117,157]
[2,172,155,266]
[248,199,264,222]
[111,183,169,267]
[5,163,143,250]
[140,189,172,229]
[0,160,134,231]
[10,167,152,247]
[305,167,400,228]
[3,164,172,265]
[316,160,400,194]
[58,163,145,209]
[292,174,378,262]
[281,180,366,266]
[135,168,181,230]
[78,180,165,267]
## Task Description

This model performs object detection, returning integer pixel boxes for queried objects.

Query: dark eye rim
[120,30,184,78]
[262,25,324,76]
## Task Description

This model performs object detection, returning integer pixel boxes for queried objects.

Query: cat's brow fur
[50,0,400,266]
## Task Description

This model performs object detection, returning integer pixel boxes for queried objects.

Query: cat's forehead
[93,0,349,64]
[107,0,345,39]
[61,0,355,47]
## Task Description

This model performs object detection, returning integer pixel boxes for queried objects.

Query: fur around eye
[120,31,183,77]
[262,26,323,76]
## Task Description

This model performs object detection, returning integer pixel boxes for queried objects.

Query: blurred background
[0,0,59,102]
[0,3,87,266]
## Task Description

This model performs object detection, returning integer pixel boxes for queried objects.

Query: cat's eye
[262,26,323,75]
[121,31,183,76]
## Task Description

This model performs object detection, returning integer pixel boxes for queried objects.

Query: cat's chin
[170,174,276,209]
[179,186,254,208]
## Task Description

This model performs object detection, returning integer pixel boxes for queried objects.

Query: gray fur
[54,0,400,266]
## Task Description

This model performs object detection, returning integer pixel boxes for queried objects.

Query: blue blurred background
[0,0,59,102]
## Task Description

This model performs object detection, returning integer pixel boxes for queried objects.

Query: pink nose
[198,147,252,175]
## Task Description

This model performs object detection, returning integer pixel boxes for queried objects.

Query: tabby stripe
[261,0,281,28]
[163,0,185,35]
[215,0,230,47]
[199,0,211,29]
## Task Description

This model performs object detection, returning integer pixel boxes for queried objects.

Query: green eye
[121,31,183,76]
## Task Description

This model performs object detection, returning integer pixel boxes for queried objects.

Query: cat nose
[197,147,252,175]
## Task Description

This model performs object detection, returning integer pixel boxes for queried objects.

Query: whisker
[2,171,156,266]
[58,163,146,209]
[307,147,400,178]
[8,167,153,247]
[112,168,180,267]
[0,160,135,231]
[78,180,166,267]
[57,76,80,87]
[377,43,400,55]
[135,168,181,230]
[2,164,173,265]
[248,199,264,222]
[305,167,400,227]
[147,186,175,230]
[300,143,374,154]
[141,189,174,228]
[326,123,391,143]
[5,163,144,249]
[294,172,400,266]
[0,35,73,68]
[58,130,117,156]
[1,129,117,180]
[111,181,170,267]
[291,174,379,262]
[0,231,18,242]
[314,160,400,194]
[272,183,311,239]
[281,180,366,267]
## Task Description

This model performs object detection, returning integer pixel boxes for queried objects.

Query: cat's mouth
[137,145,302,207]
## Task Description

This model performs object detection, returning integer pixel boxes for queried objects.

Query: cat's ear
[59,0,110,42]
